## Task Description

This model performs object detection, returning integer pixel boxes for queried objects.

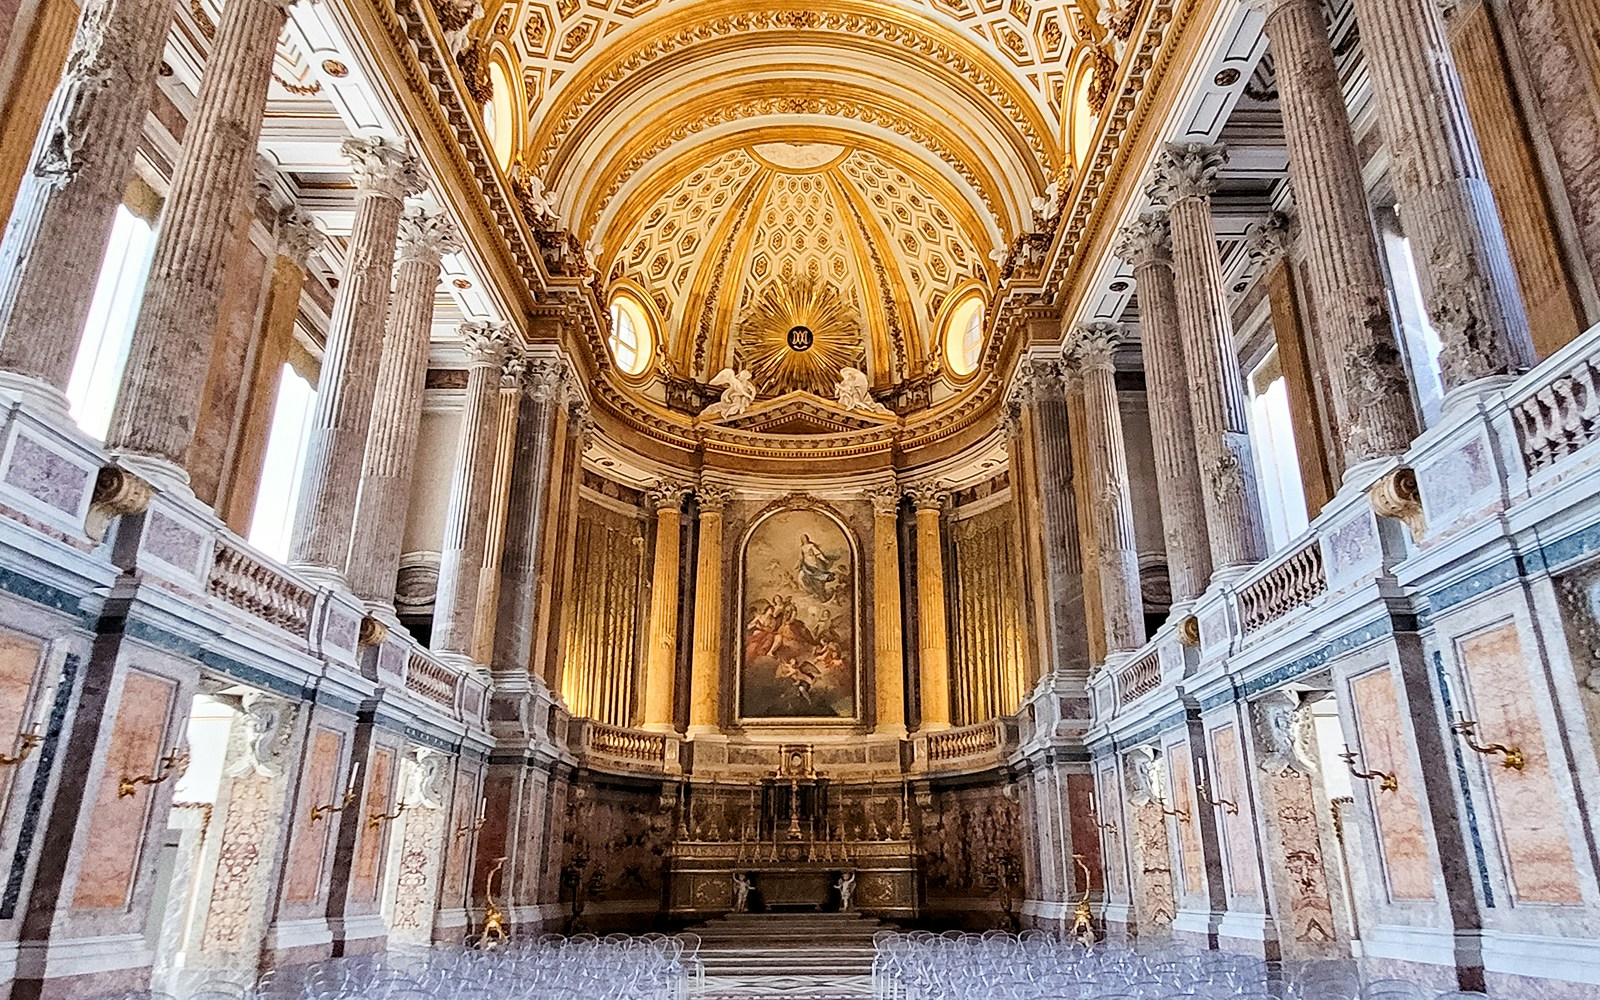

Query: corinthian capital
[1068,321,1123,373]
[524,358,572,402]
[1146,142,1227,207]
[1113,211,1172,268]
[865,484,902,517]
[696,484,733,513]
[395,206,462,266]
[459,320,512,366]
[906,484,950,513]
[342,137,426,202]
[1245,210,1294,269]
[1240,0,1306,18]
[499,347,528,388]
[275,207,326,269]
[647,481,692,512]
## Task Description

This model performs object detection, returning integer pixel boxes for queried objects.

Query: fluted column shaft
[470,362,526,662]
[345,209,459,605]
[1152,143,1269,573]
[687,487,729,733]
[1350,0,1534,388]
[0,0,178,396]
[289,139,422,572]
[1116,216,1213,605]
[104,0,292,467]
[911,488,951,730]
[869,486,906,735]
[1069,323,1146,653]
[490,361,567,676]
[431,325,515,660]
[642,485,689,731]
[1252,0,1418,465]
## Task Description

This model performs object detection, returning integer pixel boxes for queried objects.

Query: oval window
[486,62,515,170]
[608,294,654,376]
[944,294,986,377]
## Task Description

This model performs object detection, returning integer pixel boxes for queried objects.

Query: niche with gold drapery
[948,498,1028,726]
[560,495,649,726]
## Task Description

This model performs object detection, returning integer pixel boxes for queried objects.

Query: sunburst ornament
[737,279,863,395]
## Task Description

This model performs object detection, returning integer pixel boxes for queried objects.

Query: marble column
[1068,322,1146,654]
[0,0,180,403]
[1149,143,1269,574]
[687,485,730,735]
[641,482,691,731]
[1350,0,1535,389]
[1063,370,1107,665]
[289,138,423,574]
[1249,0,1418,467]
[431,323,516,661]
[868,484,907,736]
[220,209,324,535]
[1114,214,1213,607]
[345,207,461,607]
[104,0,294,473]
[470,353,527,661]
[490,359,569,677]
[909,485,952,730]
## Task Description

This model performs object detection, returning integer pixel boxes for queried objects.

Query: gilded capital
[1245,210,1294,269]
[395,206,462,266]
[275,207,325,269]
[524,358,571,402]
[499,347,528,388]
[866,484,902,517]
[906,484,949,513]
[1113,212,1172,269]
[647,481,692,513]
[1147,142,1227,207]
[1068,321,1123,373]
[341,136,426,202]
[460,320,512,366]
[696,484,733,513]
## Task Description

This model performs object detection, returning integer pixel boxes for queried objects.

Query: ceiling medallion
[740,278,861,396]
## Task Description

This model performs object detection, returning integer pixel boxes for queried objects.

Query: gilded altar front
[667,838,918,919]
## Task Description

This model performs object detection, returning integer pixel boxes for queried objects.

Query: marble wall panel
[72,670,176,910]
[1209,724,1258,898]
[285,727,341,904]
[1096,764,1128,899]
[0,631,40,755]
[1166,747,1205,898]
[1456,621,1584,905]
[441,770,476,905]
[1348,668,1435,902]
[354,744,396,902]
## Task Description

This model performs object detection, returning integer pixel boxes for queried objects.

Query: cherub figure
[834,367,892,415]
[702,367,758,419]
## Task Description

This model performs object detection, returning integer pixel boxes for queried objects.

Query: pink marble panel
[1066,772,1102,888]
[1167,747,1204,897]
[1210,725,1258,897]
[72,671,175,910]
[0,632,41,757]
[1349,668,1435,901]
[1097,765,1127,896]
[143,510,204,574]
[285,728,341,903]
[1457,623,1584,905]
[442,775,475,901]
[354,745,396,902]
[3,434,90,515]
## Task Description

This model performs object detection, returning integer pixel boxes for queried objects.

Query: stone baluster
[1149,142,1270,575]
[1114,214,1213,607]
[1248,0,1418,468]
[867,485,907,736]
[490,358,570,677]
[103,0,296,477]
[431,323,516,663]
[687,485,731,735]
[0,0,183,406]
[641,482,691,731]
[909,485,952,730]
[289,138,424,574]
[1350,0,1535,390]
[345,208,461,607]
[1067,321,1146,654]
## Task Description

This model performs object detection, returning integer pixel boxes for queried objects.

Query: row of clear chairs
[86,931,704,1000]
[869,931,1502,1000]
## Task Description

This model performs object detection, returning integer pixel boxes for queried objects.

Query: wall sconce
[1093,815,1118,835]
[1196,775,1239,816]
[119,745,190,798]
[1339,744,1398,793]
[455,794,487,841]
[0,724,41,768]
[311,769,361,824]
[1152,794,1189,823]
[368,801,409,829]
[1451,716,1525,771]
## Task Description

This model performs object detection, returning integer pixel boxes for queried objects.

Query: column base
[290,562,348,589]
[108,449,192,497]
[0,370,73,420]
[873,723,908,739]
[639,722,682,734]
[1441,373,1519,419]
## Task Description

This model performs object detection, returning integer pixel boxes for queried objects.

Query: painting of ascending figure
[739,507,858,721]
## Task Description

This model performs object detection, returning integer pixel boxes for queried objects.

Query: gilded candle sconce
[1451,716,1525,771]
[119,745,190,798]
[1195,775,1239,816]
[368,801,409,829]
[0,725,41,769]
[455,795,488,840]
[1339,744,1398,793]
[311,767,361,824]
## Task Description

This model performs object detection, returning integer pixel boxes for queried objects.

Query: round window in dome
[607,293,655,377]
[943,293,987,378]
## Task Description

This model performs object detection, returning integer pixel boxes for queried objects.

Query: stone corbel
[85,464,154,543]
[358,614,390,650]
[1368,466,1426,539]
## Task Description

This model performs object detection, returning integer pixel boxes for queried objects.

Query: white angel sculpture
[513,167,559,222]
[1030,179,1061,224]
[702,368,758,420]
[442,0,484,58]
[835,367,892,416]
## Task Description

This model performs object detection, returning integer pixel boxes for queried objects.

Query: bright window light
[247,364,317,561]
[1247,349,1309,550]
[608,295,654,376]
[944,294,986,377]
[68,205,156,439]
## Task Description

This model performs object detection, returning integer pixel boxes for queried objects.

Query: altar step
[692,912,888,977]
